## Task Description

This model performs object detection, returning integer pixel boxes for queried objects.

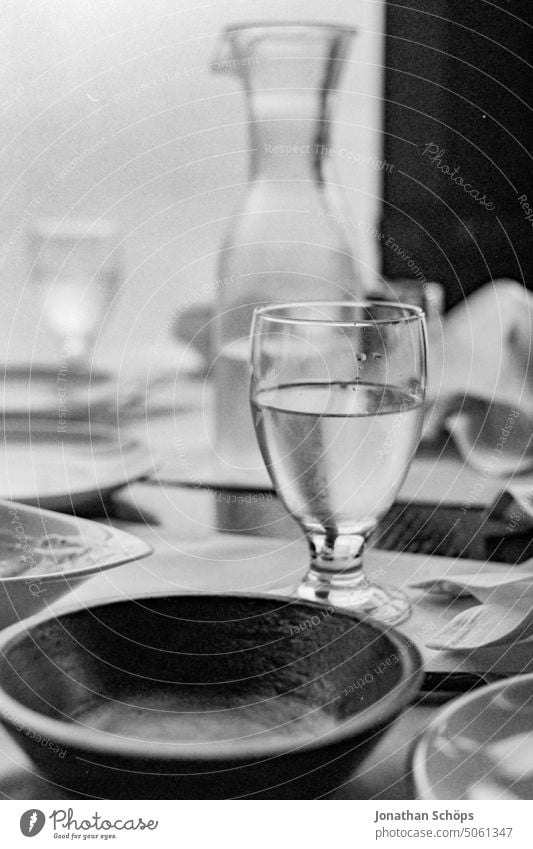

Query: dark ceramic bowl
[0,593,422,798]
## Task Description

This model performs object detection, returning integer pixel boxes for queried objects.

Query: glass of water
[29,218,120,367]
[250,301,427,624]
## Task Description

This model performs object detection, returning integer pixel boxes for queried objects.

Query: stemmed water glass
[250,301,427,625]
[29,218,120,367]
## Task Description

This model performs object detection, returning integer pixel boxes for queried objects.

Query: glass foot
[297,572,411,626]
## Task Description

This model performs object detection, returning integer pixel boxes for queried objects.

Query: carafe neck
[213,23,356,181]
[247,93,329,180]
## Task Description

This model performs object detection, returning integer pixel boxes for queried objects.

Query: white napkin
[411,557,533,650]
[423,279,533,529]
[428,278,533,416]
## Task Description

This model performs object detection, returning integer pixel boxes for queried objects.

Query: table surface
[0,389,530,800]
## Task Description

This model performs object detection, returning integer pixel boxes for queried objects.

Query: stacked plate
[1,365,153,510]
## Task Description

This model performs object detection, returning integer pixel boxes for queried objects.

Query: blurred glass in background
[28,218,120,367]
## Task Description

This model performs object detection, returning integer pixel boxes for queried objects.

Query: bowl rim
[410,671,533,800]
[0,591,423,762]
[0,498,152,584]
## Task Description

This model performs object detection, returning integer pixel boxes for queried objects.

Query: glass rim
[252,300,426,327]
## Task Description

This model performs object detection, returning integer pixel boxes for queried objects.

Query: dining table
[0,363,532,801]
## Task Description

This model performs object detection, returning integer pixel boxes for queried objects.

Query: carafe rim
[222,21,357,37]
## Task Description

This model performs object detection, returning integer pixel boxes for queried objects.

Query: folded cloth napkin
[410,557,533,650]
[428,279,533,414]
[426,279,533,482]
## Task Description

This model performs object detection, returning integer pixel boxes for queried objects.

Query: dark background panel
[381,0,532,308]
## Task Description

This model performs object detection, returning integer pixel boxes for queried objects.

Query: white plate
[0,498,152,627]
[0,416,153,510]
[412,673,533,800]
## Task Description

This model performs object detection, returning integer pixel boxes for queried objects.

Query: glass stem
[298,529,410,623]
[306,531,368,586]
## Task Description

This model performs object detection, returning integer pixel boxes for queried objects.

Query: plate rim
[0,497,152,583]
[0,416,154,507]
[0,364,113,416]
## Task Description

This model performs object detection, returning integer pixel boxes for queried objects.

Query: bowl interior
[0,595,418,753]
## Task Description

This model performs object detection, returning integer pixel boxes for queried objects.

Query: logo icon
[20,810,46,837]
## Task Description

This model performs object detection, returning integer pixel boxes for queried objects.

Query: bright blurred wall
[0,0,385,364]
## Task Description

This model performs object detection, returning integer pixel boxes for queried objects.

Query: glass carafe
[212,23,370,478]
